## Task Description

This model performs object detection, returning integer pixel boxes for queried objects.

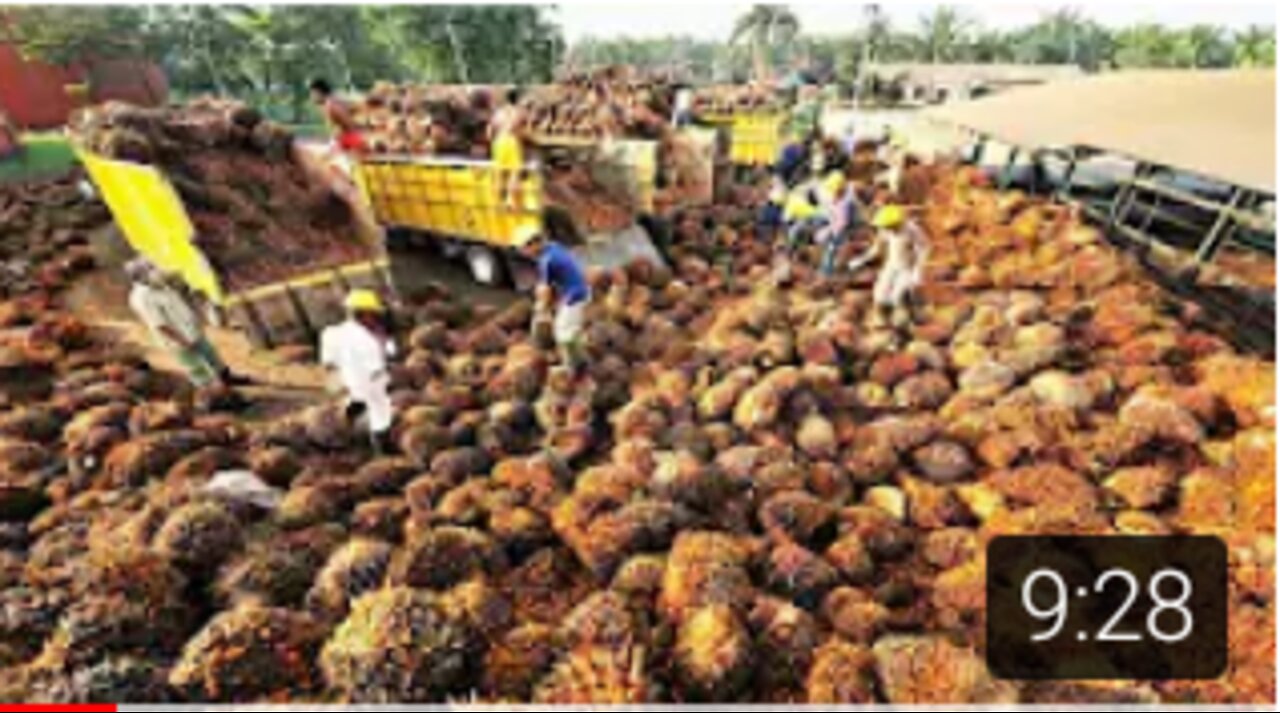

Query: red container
[0,42,168,130]
[0,42,84,129]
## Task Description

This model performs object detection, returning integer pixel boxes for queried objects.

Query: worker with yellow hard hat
[815,170,865,277]
[321,288,398,454]
[848,203,930,329]
[773,176,828,281]
[872,204,906,229]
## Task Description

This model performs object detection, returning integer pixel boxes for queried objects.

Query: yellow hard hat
[873,204,906,229]
[823,171,847,197]
[345,289,384,312]
[513,222,543,247]
[784,190,819,221]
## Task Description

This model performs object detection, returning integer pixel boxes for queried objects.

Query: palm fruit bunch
[69,99,370,291]
[0,156,1272,705]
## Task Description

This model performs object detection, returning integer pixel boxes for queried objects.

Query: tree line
[570,4,1277,83]
[2,4,1274,121]
[1,5,564,122]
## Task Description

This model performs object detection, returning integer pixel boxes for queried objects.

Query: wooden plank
[223,258,392,306]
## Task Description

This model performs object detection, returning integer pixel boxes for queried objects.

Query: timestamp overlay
[986,536,1228,681]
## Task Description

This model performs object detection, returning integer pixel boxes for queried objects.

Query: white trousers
[554,300,587,346]
[874,265,919,308]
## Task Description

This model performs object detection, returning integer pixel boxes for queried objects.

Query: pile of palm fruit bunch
[352,83,496,158]
[0,175,107,297]
[0,157,1273,704]
[522,66,674,141]
[70,99,372,292]
[691,85,784,117]
[539,161,635,235]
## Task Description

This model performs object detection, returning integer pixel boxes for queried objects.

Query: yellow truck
[77,148,392,349]
[351,138,669,289]
[698,112,786,168]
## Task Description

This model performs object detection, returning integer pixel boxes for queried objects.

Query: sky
[554,1,1278,42]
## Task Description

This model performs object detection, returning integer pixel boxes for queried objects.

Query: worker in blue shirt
[773,132,810,187]
[757,177,787,243]
[518,225,591,371]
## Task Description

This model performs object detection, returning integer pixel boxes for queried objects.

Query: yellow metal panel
[729,113,785,167]
[355,157,543,248]
[77,150,225,302]
[224,257,390,306]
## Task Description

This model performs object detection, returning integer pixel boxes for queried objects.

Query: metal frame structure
[963,131,1275,271]
[957,128,1275,354]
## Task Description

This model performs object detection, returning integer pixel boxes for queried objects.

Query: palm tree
[1113,24,1181,68]
[968,29,1015,64]
[1180,24,1232,68]
[443,7,470,82]
[917,6,972,64]
[862,3,890,64]
[1234,25,1276,67]
[729,4,800,82]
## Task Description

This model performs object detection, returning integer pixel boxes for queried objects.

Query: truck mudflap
[576,223,666,273]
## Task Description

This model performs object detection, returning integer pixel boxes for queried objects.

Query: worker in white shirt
[847,204,929,329]
[126,258,242,389]
[671,85,695,128]
[320,289,397,454]
[877,132,908,199]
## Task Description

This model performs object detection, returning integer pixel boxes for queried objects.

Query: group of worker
[123,230,586,458]
[124,80,926,457]
[761,124,926,328]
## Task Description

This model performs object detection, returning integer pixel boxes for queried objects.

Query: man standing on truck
[671,84,695,128]
[126,259,243,389]
[518,226,591,373]
[321,290,397,455]
[309,78,365,154]
[490,87,527,209]
[847,204,930,329]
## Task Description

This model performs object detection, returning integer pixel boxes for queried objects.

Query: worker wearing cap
[772,178,826,281]
[321,290,397,454]
[847,204,929,328]
[815,171,864,277]
[517,226,591,371]
[783,178,826,251]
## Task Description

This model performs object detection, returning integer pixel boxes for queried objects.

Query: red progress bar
[0,707,117,712]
